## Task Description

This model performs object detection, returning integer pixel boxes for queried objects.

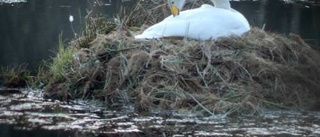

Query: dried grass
[44,27,320,115]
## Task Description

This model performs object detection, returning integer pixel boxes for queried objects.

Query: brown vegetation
[43,25,320,115]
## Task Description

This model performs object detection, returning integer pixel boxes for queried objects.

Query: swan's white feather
[135,4,250,40]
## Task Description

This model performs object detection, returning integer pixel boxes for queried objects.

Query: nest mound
[40,0,320,115]
[44,27,320,115]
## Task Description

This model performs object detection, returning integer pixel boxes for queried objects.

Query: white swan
[135,0,250,40]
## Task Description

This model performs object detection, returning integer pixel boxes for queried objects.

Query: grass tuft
[48,34,75,81]
[0,65,31,88]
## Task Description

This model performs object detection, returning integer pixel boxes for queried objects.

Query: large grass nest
[44,25,320,115]
[43,0,320,115]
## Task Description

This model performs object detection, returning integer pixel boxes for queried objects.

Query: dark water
[0,124,72,137]
[0,0,134,71]
[1,89,320,137]
[0,0,319,71]
[232,0,320,45]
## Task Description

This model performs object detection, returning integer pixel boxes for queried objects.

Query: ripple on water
[0,89,320,136]
[0,0,27,4]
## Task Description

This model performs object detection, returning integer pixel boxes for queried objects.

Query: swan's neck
[211,0,231,9]
[168,0,231,10]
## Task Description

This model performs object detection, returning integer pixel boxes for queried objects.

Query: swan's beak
[170,2,180,17]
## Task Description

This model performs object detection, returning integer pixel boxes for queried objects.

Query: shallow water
[1,89,320,136]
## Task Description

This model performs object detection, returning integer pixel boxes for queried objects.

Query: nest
[44,0,320,115]
[44,27,320,115]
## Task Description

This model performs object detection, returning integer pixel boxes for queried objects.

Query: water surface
[1,89,320,137]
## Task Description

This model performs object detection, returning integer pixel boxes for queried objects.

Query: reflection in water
[0,0,319,71]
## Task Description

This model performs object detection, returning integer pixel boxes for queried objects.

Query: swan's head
[167,0,192,16]
[167,0,231,16]
[168,0,180,16]
[211,0,231,9]
[167,0,188,11]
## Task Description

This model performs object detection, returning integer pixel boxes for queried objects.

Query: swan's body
[135,0,250,40]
